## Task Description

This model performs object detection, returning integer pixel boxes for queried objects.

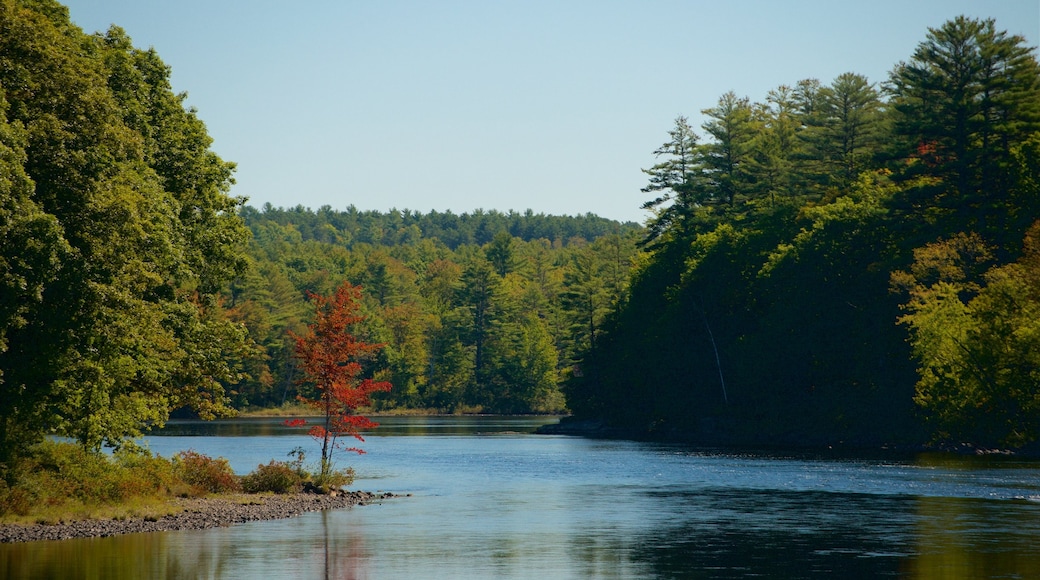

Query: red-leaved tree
[288,282,391,486]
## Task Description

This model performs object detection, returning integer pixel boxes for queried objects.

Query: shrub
[174,451,240,494]
[312,467,355,492]
[113,448,178,497]
[0,481,30,516]
[241,461,302,494]
[28,440,122,502]
[329,467,355,488]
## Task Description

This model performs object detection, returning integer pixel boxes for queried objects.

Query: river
[4,416,1040,579]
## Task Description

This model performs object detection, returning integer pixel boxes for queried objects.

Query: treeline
[568,16,1040,450]
[248,204,638,250]
[227,205,642,414]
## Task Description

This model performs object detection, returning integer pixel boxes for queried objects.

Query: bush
[174,450,240,494]
[0,481,31,516]
[27,440,122,503]
[241,461,302,494]
[113,448,179,497]
[312,467,355,492]
[0,442,185,516]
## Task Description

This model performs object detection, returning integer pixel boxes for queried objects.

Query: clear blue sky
[62,1,1039,224]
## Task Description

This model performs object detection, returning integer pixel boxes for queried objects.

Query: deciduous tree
[893,226,1040,448]
[289,282,391,485]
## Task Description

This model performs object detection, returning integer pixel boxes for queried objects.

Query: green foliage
[797,73,884,191]
[895,226,1040,448]
[887,16,1040,247]
[0,440,353,519]
[311,467,355,492]
[700,91,756,208]
[0,441,179,516]
[568,16,1040,450]
[229,204,641,415]
[6,4,1034,457]
[0,479,30,517]
[241,460,303,494]
[0,0,253,460]
[112,447,180,497]
[641,115,700,242]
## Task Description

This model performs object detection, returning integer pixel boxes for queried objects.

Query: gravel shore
[0,491,393,544]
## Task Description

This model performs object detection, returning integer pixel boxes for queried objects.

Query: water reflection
[5,417,1040,579]
[629,489,912,578]
[313,509,368,580]
[1,528,235,579]
[909,496,1040,579]
[155,415,559,438]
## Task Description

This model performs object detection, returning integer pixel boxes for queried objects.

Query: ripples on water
[4,416,1040,579]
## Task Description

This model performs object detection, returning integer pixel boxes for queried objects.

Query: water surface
[4,416,1040,579]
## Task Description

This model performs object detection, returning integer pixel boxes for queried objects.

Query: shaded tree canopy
[570,16,1040,451]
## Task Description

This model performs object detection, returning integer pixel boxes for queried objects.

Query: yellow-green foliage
[173,450,241,494]
[894,226,1040,447]
[0,441,179,519]
[240,460,302,494]
[0,442,261,521]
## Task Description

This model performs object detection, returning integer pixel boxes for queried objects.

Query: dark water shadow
[626,487,1040,579]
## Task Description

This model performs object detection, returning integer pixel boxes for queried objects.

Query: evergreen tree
[887,16,1040,243]
[640,115,699,242]
[699,92,756,207]
[800,73,884,190]
[748,85,801,207]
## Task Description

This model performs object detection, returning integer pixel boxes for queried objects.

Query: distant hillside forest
[230,204,642,414]
[0,0,1038,464]
[568,16,1040,451]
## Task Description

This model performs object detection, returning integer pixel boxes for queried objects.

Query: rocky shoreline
[0,490,395,544]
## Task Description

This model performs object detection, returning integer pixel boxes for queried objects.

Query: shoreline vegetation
[0,491,395,544]
[236,405,565,418]
[0,439,390,543]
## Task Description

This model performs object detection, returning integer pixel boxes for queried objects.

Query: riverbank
[0,491,395,544]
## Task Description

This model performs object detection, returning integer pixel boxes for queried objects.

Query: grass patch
[6,496,180,527]
[237,402,316,417]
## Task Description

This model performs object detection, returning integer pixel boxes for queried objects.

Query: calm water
[4,416,1040,579]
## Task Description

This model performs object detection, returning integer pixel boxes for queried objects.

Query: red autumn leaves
[285,282,390,480]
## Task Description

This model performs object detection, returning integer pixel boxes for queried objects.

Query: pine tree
[700,92,756,207]
[887,16,1040,240]
[640,116,699,242]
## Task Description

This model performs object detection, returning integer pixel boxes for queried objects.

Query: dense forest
[229,204,642,414]
[0,0,1038,471]
[568,16,1040,451]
